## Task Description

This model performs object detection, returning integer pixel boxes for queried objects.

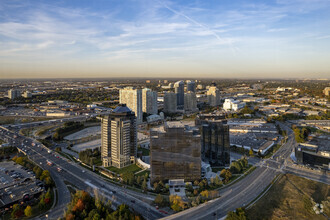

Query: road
[163,123,329,220]
[1,119,329,220]
[0,126,165,220]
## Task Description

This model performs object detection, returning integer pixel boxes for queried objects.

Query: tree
[154,182,161,193]
[154,194,165,207]
[226,207,247,220]
[39,193,46,210]
[220,169,232,183]
[11,204,23,219]
[122,172,134,185]
[249,148,254,157]
[142,179,148,191]
[230,161,242,174]
[169,195,185,212]
[24,205,33,217]
[214,175,222,186]
[200,190,209,199]
[40,170,50,181]
[186,183,194,193]
[136,175,142,185]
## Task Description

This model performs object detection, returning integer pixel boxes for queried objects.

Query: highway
[0,126,165,220]
[1,119,329,220]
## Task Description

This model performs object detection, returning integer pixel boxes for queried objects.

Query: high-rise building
[150,122,201,183]
[184,91,198,112]
[8,89,21,99]
[174,80,184,109]
[207,86,220,106]
[201,120,230,166]
[186,80,196,93]
[101,104,137,168]
[142,88,158,115]
[324,87,330,96]
[119,87,142,123]
[164,92,177,113]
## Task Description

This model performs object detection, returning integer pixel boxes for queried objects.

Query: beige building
[8,89,21,99]
[324,87,330,96]
[150,122,201,183]
[22,91,32,98]
[119,87,142,123]
[101,104,137,168]
[207,86,220,106]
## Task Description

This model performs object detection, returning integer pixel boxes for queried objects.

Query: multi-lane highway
[0,126,165,220]
[1,119,329,220]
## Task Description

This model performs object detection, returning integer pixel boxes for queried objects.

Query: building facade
[22,91,32,98]
[201,120,230,166]
[184,91,198,112]
[8,89,21,99]
[324,87,330,96]
[150,122,201,183]
[142,88,158,115]
[119,87,142,123]
[186,80,196,93]
[174,80,184,109]
[207,86,220,106]
[223,98,246,111]
[101,104,137,168]
[164,92,177,113]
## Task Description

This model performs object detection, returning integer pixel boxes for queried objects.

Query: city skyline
[1,0,330,79]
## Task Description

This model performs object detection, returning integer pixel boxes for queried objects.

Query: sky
[0,0,330,79]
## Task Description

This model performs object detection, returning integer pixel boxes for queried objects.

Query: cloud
[267,28,288,32]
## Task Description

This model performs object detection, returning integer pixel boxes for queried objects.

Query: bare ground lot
[64,126,100,141]
[246,174,330,220]
[72,139,101,152]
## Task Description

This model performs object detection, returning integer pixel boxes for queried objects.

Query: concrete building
[174,80,184,109]
[150,122,201,183]
[207,86,220,106]
[223,99,246,111]
[22,91,32,98]
[8,89,21,99]
[164,92,177,113]
[184,92,198,112]
[101,104,137,168]
[201,120,230,166]
[119,87,142,123]
[142,88,158,115]
[295,137,329,170]
[197,84,204,90]
[186,80,196,93]
[324,87,330,96]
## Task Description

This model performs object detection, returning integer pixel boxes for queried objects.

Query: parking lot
[0,161,44,209]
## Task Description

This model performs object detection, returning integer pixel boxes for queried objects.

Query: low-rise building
[223,99,246,111]
[295,139,330,170]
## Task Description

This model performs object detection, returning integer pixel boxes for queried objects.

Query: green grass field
[246,174,330,220]
[106,164,142,174]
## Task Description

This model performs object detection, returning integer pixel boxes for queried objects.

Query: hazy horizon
[1,0,330,79]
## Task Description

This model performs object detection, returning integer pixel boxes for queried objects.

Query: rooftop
[112,104,132,114]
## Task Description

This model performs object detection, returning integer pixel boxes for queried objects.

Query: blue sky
[0,0,330,79]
